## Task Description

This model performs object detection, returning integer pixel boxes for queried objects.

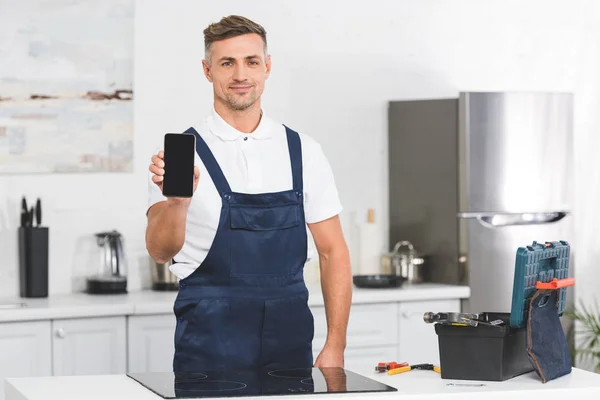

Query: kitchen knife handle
[21,196,28,227]
[35,198,42,226]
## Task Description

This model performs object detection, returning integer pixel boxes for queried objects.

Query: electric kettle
[86,230,128,294]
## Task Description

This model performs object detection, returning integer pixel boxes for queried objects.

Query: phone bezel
[162,133,196,198]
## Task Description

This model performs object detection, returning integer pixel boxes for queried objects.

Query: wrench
[446,383,486,387]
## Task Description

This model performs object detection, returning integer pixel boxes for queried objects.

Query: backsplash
[0,0,599,303]
[0,182,152,296]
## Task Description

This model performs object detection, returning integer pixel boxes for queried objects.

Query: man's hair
[203,15,267,63]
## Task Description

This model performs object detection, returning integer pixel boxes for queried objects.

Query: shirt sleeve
[303,139,343,224]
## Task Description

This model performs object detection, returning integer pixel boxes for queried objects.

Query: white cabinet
[312,302,400,370]
[312,303,398,351]
[342,346,398,372]
[51,316,127,376]
[0,321,52,400]
[398,299,460,365]
[312,299,460,370]
[127,314,176,373]
[0,288,468,380]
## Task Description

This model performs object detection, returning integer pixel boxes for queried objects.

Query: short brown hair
[203,15,267,62]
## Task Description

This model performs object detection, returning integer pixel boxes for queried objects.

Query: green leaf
[565,298,600,371]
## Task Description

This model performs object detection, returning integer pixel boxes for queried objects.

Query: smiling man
[145,15,353,372]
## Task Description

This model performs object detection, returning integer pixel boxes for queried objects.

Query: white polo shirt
[147,107,343,279]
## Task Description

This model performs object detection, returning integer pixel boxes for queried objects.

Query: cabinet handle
[55,328,66,338]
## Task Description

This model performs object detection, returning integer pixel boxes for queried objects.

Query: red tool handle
[536,277,575,290]
[376,361,408,372]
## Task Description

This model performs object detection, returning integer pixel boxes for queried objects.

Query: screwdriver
[388,363,441,375]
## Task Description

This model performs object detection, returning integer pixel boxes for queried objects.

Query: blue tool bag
[526,288,572,383]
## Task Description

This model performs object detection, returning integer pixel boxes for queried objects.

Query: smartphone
[162,133,196,198]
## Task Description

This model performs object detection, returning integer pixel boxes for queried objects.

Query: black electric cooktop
[127,367,397,398]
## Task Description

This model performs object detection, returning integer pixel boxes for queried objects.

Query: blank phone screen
[162,133,196,198]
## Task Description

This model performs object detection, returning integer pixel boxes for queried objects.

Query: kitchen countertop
[5,365,600,400]
[0,282,470,323]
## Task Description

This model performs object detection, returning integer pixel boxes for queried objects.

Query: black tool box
[432,240,573,382]
[434,312,532,381]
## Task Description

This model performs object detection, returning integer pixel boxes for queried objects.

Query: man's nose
[232,64,247,81]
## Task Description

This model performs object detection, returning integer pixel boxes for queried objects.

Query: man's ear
[265,54,271,79]
[202,59,213,83]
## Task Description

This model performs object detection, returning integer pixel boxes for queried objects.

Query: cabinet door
[311,303,398,351]
[398,299,460,365]
[0,321,52,400]
[340,346,398,372]
[127,314,176,373]
[52,316,126,376]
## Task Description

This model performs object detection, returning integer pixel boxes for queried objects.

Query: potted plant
[566,299,600,373]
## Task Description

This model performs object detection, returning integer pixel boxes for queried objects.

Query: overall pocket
[229,204,304,276]
[174,298,234,371]
[230,203,300,231]
[174,318,188,344]
[262,292,315,368]
[173,296,196,358]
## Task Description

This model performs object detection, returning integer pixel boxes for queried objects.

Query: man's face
[203,33,271,111]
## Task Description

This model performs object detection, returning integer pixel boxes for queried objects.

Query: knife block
[18,226,49,298]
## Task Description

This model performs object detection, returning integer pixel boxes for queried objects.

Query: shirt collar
[208,106,272,141]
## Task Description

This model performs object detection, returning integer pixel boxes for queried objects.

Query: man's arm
[145,200,190,264]
[308,214,352,365]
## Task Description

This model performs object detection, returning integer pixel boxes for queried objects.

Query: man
[146,15,352,372]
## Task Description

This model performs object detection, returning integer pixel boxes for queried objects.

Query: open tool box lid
[509,240,573,329]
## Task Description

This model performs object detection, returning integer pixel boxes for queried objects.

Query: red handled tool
[536,277,575,290]
[375,361,408,373]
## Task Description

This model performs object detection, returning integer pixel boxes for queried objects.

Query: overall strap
[184,127,232,196]
[284,125,303,191]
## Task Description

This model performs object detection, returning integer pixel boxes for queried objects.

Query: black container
[18,226,49,298]
[434,312,533,381]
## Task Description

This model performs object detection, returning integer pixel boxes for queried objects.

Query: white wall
[1,0,599,313]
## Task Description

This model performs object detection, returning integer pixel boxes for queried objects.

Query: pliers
[388,363,441,375]
[423,311,505,328]
[375,361,408,373]
[423,311,482,327]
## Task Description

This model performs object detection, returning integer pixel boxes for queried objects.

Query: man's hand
[314,344,344,368]
[149,150,200,206]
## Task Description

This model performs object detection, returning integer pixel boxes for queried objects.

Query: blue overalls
[172,125,314,372]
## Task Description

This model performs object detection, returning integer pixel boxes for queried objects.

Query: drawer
[311,303,398,350]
